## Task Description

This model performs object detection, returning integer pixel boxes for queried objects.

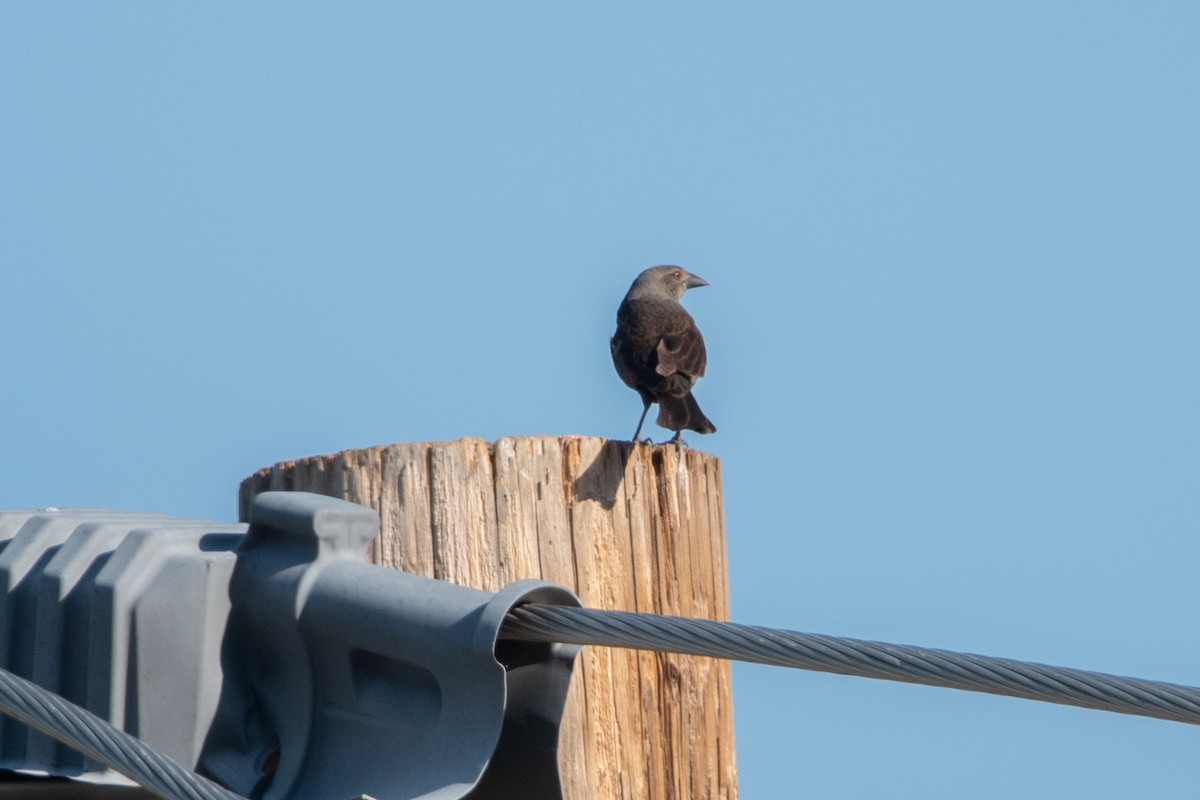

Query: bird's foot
[668,431,689,448]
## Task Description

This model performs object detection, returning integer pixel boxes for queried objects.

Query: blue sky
[3,4,1198,796]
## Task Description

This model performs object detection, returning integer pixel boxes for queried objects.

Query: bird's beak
[686,274,709,289]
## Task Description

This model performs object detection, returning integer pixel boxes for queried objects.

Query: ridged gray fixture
[0,509,241,787]
[0,494,582,800]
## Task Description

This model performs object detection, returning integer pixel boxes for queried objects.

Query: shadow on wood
[569,439,632,510]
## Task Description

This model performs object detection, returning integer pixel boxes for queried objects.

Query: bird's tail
[657,392,716,435]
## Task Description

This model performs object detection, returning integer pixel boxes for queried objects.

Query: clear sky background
[3,4,1198,797]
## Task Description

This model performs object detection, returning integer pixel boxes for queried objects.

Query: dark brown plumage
[611,265,716,444]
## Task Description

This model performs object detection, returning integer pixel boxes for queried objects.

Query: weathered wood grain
[239,435,737,800]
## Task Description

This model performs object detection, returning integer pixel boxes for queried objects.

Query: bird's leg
[631,401,651,444]
[669,430,689,448]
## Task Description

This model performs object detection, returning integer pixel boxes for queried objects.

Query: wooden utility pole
[239,436,737,800]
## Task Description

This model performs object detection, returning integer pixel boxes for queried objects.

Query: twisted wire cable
[0,666,246,800]
[502,604,1200,726]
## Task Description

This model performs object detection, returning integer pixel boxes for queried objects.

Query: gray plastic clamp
[198,492,582,800]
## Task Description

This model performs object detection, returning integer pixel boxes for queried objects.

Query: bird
[611,265,716,445]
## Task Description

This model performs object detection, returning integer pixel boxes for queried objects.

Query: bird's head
[627,265,709,302]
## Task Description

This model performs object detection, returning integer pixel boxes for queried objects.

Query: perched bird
[611,265,716,444]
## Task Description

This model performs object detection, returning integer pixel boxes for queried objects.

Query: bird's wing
[654,310,707,390]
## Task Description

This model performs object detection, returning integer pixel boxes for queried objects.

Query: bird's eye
[673,270,682,279]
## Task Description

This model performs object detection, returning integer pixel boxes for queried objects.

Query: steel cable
[502,604,1200,726]
[4,602,1194,800]
[0,666,246,800]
